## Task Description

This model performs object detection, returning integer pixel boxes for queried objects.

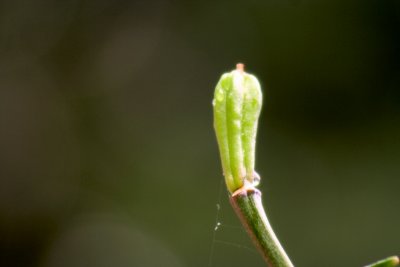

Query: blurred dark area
[0,0,399,266]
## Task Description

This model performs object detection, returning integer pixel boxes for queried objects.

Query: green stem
[229,185,294,267]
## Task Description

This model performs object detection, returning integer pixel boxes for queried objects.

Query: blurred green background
[0,0,399,266]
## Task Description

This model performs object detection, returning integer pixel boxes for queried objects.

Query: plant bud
[213,64,262,193]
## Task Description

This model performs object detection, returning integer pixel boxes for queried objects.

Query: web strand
[207,179,257,267]
[207,179,224,267]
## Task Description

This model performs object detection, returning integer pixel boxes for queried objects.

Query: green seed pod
[213,64,263,193]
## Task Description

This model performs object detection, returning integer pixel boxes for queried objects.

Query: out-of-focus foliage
[0,1,399,267]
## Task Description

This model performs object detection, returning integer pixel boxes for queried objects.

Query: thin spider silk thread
[207,179,257,267]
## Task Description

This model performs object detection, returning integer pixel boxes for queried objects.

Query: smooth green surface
[213,68,262,192]
[230,189,293,267]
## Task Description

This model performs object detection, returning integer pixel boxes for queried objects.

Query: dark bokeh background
[1,1,399,267]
